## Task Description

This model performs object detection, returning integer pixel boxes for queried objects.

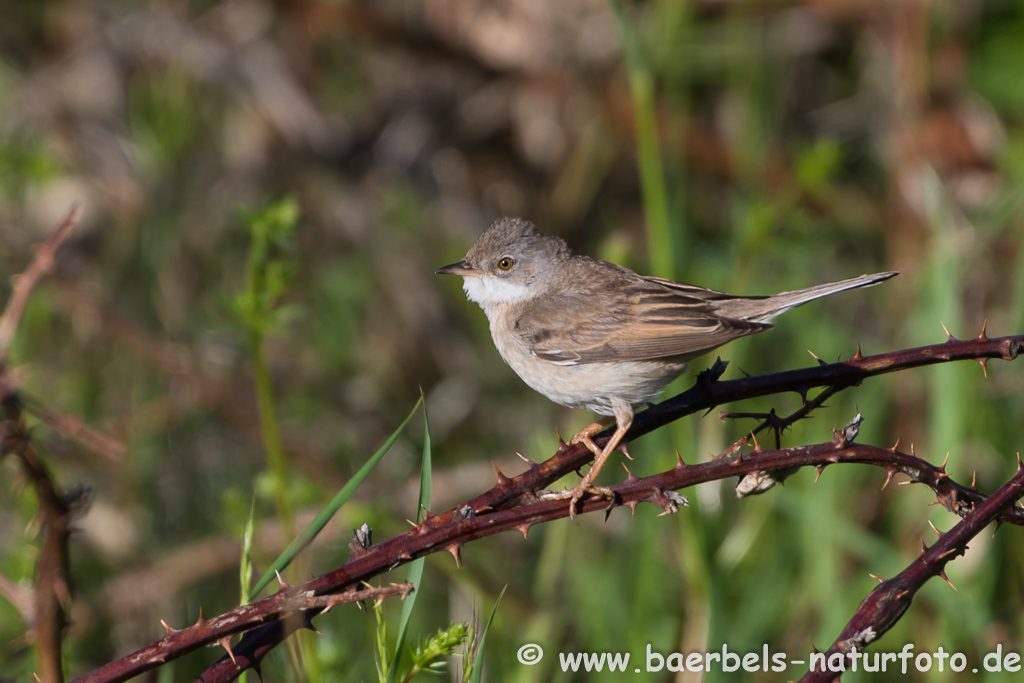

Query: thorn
[194,607,206,629]
[275,570,288,590]
[941,321,955,342]
[447,544,462,568]
[627,500,638,515]
[675,450,686,468]
[160,620,179,636]
[556,429,566,449]
[750,431,761,453]
[807,349,826,366]
[920,538,928,555]
[493,463,510,485]
[928,520,944,537]
[896,590,910,600]
[815,465,825,483]
[910,443,915,456]
[739,367,752,378]
[977,319,989,341]
[939,570,958,591]
[971,470,977,488]
[852,343,863,361]
[939,452,949,473]
[618,442,633,460]
[217,636,237,666]
[881,469,895,490]
[623,463,638,481]
[889,438,900,453]
[977,358,988,378]
[517,524,530,539]
[868,573,884,584]
[516,452,537,467]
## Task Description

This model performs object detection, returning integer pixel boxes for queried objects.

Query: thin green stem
[612,0,674,277]
[250,335,294,537]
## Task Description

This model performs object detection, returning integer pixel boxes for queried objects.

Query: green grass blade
[467,586,506,683]
[239,495,256,605]
[386,393,432,683]
[248,396,423,600]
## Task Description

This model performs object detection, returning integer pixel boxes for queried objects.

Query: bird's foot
[538,483,617,522]
[569,418,613,456]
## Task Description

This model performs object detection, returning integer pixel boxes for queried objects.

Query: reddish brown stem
[797,461,1024,683]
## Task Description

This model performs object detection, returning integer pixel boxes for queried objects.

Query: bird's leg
[541,399,634,521]
[569,416,615,456]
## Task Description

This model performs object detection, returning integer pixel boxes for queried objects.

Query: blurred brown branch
[0,207,80,356]
[0,207,83,683]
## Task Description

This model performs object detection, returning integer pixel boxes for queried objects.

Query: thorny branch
[1,256,1014,683]
[64,332,1024,683]
[797,460,1024,683]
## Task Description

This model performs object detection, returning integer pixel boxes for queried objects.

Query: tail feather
[713,271,897,323]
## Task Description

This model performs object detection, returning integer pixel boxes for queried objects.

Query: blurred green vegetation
[1,1,1023,681]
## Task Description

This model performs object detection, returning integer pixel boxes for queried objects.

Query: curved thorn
[217,636,237,665]
[978,319,989,341]
[941,321,954,341]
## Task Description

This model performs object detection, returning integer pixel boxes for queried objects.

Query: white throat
[463,274,533,309]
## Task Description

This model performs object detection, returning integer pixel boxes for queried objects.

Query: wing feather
[518,274,771,365]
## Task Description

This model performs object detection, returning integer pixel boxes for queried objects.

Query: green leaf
[248,396,423,599]
[239,495,256,605]
[387,393,432,683]
[467,586,506,683]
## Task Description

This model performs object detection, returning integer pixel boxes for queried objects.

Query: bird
[437,217,895,519]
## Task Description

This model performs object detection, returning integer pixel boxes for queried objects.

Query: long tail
[714,271,897,323]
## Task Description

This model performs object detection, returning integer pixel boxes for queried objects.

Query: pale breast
[484,301,687,415]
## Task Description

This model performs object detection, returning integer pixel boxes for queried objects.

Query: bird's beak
[436,259,479,276]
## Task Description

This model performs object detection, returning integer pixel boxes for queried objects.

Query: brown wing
[517,274,771,365]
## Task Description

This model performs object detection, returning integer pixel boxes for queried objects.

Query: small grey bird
[438,217,895,519]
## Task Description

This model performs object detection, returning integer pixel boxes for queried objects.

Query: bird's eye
[497,257,515,271]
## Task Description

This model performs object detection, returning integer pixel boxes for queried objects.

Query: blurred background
[1,0,1023,680]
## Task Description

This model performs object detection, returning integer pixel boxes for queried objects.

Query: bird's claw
[539,484,616,522]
